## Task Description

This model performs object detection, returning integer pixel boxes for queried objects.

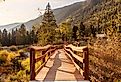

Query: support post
[83,47,89,80]
[30,48,36,80]
[42,51,45,63]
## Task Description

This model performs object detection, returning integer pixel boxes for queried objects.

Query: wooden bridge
[29,44,89,81]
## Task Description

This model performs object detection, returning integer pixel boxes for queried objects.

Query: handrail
[64,44,89,80]
[65,44,87,52]
[30,45,52,51]
[30,44,89,81]
[30,45,56,81]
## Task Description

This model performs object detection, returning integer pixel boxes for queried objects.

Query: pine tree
[0,30,2,46]
[30,30,36,44]
[90,25,96,37]
[15,29,21,45]
[72,26,78,41]
[11,29,16,45]
[79,22,85,37]
[37,3,58,46]
[8,32,11,46]
[2,29,8,46]
[19,24,27,45]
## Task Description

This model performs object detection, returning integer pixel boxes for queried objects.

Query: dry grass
[89,37,121,82]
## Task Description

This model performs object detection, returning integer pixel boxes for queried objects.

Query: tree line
[0,24,37,46]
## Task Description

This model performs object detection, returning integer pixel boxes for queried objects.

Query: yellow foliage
[21,58,30,72]
[35,61,41,70]
[0,50,16,63]
[17,70,26,77]
[7,52,16,61]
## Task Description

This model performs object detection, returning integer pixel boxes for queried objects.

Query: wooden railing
[64,44,89,80]
[29,45,56,81]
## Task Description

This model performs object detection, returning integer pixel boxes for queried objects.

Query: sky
[0,0,85,26]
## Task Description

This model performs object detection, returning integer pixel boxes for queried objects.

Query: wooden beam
[30,48,36,80]
[30,45,52,51]
[65,48,84,63]
[65,44,87,52]
[83,48,89,80]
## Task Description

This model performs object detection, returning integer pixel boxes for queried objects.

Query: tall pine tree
[0,30,2,46]
[2,29,8,46]
[37,3,58,46]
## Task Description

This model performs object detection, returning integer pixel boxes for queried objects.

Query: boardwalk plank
[35,49,84,81]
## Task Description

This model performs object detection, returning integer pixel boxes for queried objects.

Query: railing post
[83,47,89,80]
[30,48,36,81]
[42,51,45,63]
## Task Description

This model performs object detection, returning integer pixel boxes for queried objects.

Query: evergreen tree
[15,28,21,45]
[29,30,35,44]
[19,24,27,45]
[90,25,96,37]
[2,29,8,46]
[0,30,2,46]
[25,31,30,44]
[72,26,78,41]
[37,3,58,46]
[79,22,85,37]
[8,32,11,46]
[11,29,16,45]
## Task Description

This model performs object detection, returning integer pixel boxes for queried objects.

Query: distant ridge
[0,0,103,32]
[0,1,84,32]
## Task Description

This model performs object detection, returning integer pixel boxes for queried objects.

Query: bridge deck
[36,49,84,81]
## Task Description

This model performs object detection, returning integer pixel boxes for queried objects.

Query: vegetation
[0,24,37,46]
[35,3,58,46]
[0,49,30,82]
[34,3,74,46]
[78,0,121,81]
[89,33,121,81]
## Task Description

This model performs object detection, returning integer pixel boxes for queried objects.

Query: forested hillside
[72,0,121,81]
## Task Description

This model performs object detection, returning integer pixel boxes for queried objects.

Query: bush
[7,53,16,62]
[0,50,9,64]
[10,46,18,51]
[0,50,16,64]
[10,75,18,81]
[21,58,30,72]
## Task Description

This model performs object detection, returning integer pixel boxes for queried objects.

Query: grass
[89,37,121,82]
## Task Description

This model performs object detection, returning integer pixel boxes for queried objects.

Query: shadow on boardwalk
[44,51,61,81]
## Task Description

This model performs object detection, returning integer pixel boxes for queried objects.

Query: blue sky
[0,0,85,25]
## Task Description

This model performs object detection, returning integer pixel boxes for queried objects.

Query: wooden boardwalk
[36,49,84,81]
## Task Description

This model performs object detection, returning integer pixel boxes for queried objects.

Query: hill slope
[25,2,83,30]
[0,1,84,31]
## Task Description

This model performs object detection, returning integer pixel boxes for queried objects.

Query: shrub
[0,50,9,64]
[0,50,16,64]
[7,52,16,62]
[9,46,18,51]
[21,58,30,72]
[10,75,18,81]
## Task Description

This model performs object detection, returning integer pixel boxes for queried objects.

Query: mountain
[24,2,83,30]
[68,0,102,24]
[0,0,114,31]
[0,23,21,31]
[71,0,121,32]
[0,1,84,32]
[21,0,103,30]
